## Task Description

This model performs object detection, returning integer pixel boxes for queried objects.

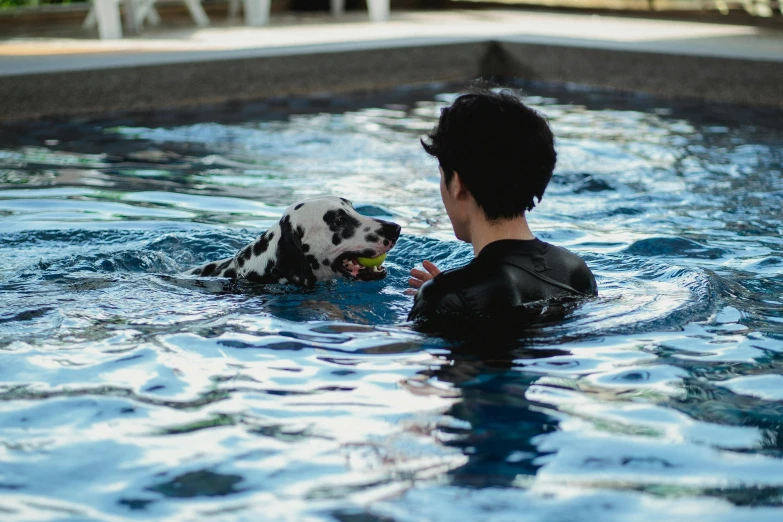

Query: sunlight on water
[1,83,782,521]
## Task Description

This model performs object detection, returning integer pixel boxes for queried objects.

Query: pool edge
[1,38,781,123]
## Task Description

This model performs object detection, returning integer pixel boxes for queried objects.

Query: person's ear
[451,170,470,201]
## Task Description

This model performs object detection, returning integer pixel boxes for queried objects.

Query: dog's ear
[277,215,316,290]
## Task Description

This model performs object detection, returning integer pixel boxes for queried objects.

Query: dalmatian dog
[186,196,401,290]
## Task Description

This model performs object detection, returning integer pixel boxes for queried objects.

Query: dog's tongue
[356,253,387,268]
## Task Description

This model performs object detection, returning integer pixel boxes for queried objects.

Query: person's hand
[405,260,441,295]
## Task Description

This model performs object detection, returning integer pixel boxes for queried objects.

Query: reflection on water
[1,83,783,520]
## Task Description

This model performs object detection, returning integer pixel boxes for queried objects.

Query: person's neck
[467,213,535,256]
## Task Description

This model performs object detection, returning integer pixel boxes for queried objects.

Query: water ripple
[1,82,782,520]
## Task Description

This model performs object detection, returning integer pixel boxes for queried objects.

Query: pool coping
[2,12,782,122]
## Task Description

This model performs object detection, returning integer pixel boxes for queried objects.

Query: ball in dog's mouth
[341,256,387,281]
[356,253,386,268]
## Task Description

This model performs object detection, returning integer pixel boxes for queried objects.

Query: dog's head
[277,196,401,287]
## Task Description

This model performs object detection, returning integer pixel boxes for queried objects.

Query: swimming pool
[1,82,782,521]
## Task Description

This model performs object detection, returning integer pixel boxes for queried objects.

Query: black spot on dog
[322,258,330,266]
[340,197,350,206]
[241,246,253,260]
[277,215,316,289]
[383,239,390,246]
[364,227,371,232]
[365,234,379,242]
[295,203,305,210]
[224,268,237,279]
[323,209,361,246]
[253,232,273,256]
[302,243,310,253]
[265,259,276,274]
[245,270,275,284]
[306,254,319,271]
[218,259,232,271]
[296,226,305,240]
[201,263,216,276]
[236,256,246,267]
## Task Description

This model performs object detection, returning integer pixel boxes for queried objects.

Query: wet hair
[421,87,557,219]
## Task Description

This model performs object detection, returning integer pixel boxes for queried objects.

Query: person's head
[421,87,557,229]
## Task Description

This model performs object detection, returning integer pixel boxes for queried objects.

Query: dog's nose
[378,221,401,242]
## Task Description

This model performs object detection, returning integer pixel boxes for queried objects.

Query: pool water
[1,83,782,521]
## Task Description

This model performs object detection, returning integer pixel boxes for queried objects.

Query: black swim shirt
[408,238,597,335]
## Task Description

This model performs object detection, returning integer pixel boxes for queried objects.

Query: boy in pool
[407,87,597,334]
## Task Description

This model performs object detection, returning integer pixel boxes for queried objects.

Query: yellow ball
[356,253,387,268]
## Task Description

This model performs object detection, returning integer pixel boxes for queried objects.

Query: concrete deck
[1,9,782,121]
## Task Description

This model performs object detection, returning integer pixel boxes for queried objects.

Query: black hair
[421,87,557,219]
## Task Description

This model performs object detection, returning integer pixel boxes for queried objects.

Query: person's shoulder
[433,261,484,287]
[541,242,597,296]
[543,242,586,265]
[415,262,480,304]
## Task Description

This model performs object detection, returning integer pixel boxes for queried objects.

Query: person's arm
[407,273,473,334]
[407,265,470,329]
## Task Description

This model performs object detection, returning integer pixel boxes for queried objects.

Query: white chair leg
[134,0,158,27]
[83,6,97,28]
[713,0,729,14]
[121,0,141,34]
[94,0,123,39]
[243,0,270,26]
[366,0,389,22]
[183,0,210,27]
[754,0,774,16]
[228,0,241,19]
[146,7,161,25]
[331,0,345,16]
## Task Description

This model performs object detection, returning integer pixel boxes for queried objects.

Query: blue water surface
[1,82,783,521]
